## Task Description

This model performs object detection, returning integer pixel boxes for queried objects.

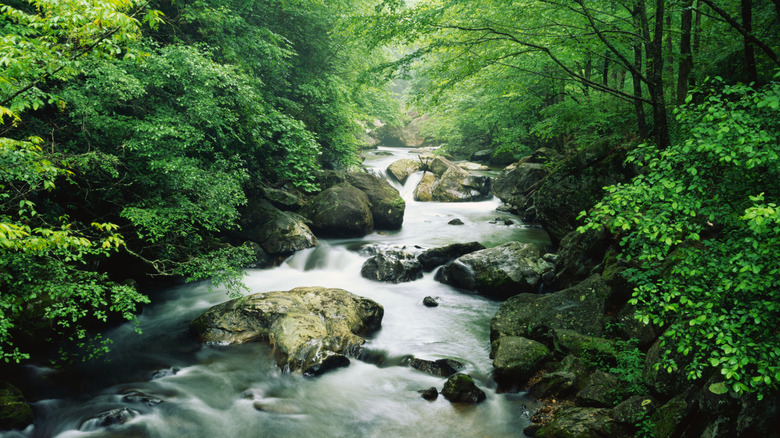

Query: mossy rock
[441,374,486,404]
[492,336,551,386]
[536,406,630,438]
[0,381,33,431]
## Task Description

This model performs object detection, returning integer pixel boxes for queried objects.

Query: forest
[1,0,778,435]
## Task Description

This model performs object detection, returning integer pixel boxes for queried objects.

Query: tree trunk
[632,2,649,139]
[648,0,670,148]
[742,0,758,83]
[602,54,610,87]
[677,0,694,104]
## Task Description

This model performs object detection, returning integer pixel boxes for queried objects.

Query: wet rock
[417,242,485,271]
[235,199,317,256]
[360,250,423,283]
[345,172,405,230]
[121,390,163,406]
[441,374,486,404]
[300,183,374,237]
[150,367,179,380]
[536,406,630,438]
[492,162,549,213]
[491,336,551,387]
[419,387,439,401]
[448,218,464,225]
[470,149,493,162]
[0,381,33,431]
[438,241,548,299]
[190,287,384,374]
[422,296,439,307]
[387,158,422,184]
[552,329,616,361]
[490,274,613,343]
[79,408,139,431]
[406,357,464,377]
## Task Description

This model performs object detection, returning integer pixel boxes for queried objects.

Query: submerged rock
[419,387,439,401]
[437,241,549,299]
[422,296,439,307]
[441,374,486,404]
[79,408,139,431]
[190,287,384,375]
[360,250,423,283]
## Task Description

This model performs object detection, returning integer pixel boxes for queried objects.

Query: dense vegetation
[1,0,399,362]
[368,0,780,399]
[2,0,779,404]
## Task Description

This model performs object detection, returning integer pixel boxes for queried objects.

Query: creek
[4,146,551,438]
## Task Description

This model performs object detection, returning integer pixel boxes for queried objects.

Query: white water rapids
[4,147,551,438]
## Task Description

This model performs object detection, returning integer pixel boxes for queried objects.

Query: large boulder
[190,287,384,375]
[300,183,374,237]
[491,336,551,387]
[533,139,633,245]
[529,355,590,400]
[441,374,486,404]
[373,114,430,148]
[552,226,612,290]
[387,158,422,184]
[413,157,491,202]
[536,407,630,438]
[576,370,623,408]
[413,172,436,202]
[345,172,405,230]
[492,162,549,213]
[236,199,317,256]
[360,250,423,283]
[0,381,33,431]
[490,274,613,343]
[417,242,486,271]
[405,357,464,377]
[437,241,550,299]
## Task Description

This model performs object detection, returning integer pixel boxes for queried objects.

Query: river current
[4,146,551,438]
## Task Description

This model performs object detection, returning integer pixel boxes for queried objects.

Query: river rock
[422,296,439,307]
[611,395,658,425]
[406,357,464,377]
[387,158,422,184]
[236,199,317,256]
[360,250,423,283]
[413,172,436,202]
[491,336,551,387]
[345,172,405,230]
[430,157,491,202]
[190,287,384,375]
[419,387,439,400]
[575,370,623,408]
[374,114,429,147]
[437,241,549,299]
[528,355,590,399]
[470,149,493,162]
[533,138,633,244]
[536,407,629,438]
[417,242,486,271]
[457,162,489,171]
[492,162,549,213]
[552,226,612,290]
[79,408,139,431]
[261,185,304,211]
[490,274,613,343]
[300,183,374,237]
[441,374,486,404]
[0,381,33,431]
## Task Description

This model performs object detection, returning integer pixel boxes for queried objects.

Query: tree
[580,79,780,398]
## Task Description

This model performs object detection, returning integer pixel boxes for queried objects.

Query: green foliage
[580,79,780,398]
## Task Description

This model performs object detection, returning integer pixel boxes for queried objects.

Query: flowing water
[4,147,551,438]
